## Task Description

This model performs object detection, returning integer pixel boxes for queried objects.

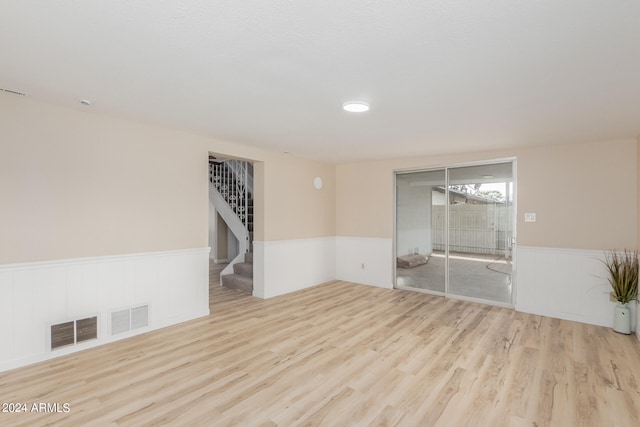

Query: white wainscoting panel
[253,237,336,299]
[516,246,636,331]
[335,237,393,289]
[0,247,210,372]
[637,302,640,341]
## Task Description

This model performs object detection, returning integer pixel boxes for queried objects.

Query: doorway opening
[208,154,255,296]
[394,160,516,307]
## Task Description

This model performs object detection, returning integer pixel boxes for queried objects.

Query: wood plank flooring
[1,278,639,426]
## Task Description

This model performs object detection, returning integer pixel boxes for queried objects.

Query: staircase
[209,157,254,294]
[220,252,253,293]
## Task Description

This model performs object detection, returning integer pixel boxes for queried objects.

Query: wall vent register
[50,316,98,350]
[111,305,149,336]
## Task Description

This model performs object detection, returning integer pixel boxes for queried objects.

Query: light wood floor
[1,279,639,426]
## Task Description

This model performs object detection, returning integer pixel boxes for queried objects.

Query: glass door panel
[395,169,446,293]
[447,162,513,304]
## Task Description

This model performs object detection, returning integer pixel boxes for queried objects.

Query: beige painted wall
[262,157,336,240]
[2,93,633,263]
[0,95,335,264]
[207,154,336,242]
[337,139,638,251]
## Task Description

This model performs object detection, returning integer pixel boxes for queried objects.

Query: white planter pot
[613,303,631,334]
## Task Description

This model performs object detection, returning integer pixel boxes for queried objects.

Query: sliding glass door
[395,161,514,306]
[395,170,446,293]
[447,163,513,304]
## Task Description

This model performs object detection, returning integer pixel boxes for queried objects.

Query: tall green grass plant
[603,250,639,304]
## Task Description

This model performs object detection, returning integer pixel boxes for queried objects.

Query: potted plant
[603,249,638,334]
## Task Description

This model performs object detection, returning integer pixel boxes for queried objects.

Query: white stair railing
[209,159,254,279]
[224,159,254,196]
[209,160,252,244]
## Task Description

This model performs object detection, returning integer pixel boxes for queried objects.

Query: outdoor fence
[432,204,513,257]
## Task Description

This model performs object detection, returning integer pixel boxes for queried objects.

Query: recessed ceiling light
[80,99,92,106]
[343,101,370,113]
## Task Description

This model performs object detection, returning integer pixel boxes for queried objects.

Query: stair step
[233,262,253,277]
[221,274,253,294]
[244,252,253,264]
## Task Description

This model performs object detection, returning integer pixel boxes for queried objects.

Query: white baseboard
[253,237,336,299]
[0,247,210,372]
[335,237,393,289]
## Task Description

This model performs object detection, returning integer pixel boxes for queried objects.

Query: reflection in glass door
[395,170,446,293]
[395,161,515,306]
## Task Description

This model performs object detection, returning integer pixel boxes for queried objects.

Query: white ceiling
[1,1,639,163]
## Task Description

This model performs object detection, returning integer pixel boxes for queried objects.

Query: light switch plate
[524,212,536,222]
